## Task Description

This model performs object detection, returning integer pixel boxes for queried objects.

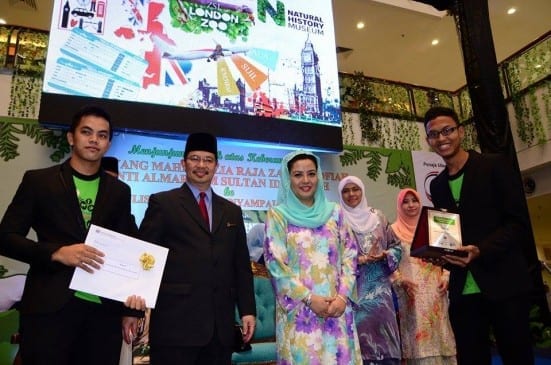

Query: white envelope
[69,224,168,308]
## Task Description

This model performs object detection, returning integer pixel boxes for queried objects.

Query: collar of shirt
[187,183,212,212]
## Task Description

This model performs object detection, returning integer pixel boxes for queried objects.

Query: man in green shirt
[0,106,144,365]
[425,106,534,365]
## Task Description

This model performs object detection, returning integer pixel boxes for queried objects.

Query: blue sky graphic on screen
[40,0,343,151]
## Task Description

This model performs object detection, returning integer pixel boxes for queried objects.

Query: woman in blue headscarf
[263,150,362,364]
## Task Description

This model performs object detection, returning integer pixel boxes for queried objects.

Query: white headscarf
[338,175,379,234]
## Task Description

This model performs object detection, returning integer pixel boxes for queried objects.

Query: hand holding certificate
[69,224,168,308]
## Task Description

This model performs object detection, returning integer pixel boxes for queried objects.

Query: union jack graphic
[162,59,188,86]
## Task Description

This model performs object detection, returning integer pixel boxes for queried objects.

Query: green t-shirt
[73,173,102,304]
[449,172,481,295]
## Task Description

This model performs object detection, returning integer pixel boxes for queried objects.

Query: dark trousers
[150,327,232,365]
[449,293,534,365]
[20,296,122,365]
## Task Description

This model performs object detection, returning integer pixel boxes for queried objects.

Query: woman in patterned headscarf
[391,188,456,365]
[263,150,362,364]
[339,175,402,365]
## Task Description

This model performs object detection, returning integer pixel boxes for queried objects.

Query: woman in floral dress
[391,188,456,365]
[264,150,362,365]
[339,176,402,365]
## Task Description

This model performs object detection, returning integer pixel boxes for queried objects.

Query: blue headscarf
[274,150,335,228]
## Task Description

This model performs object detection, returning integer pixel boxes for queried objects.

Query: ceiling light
[431,39,439,46]
[356,22,365,30]
[0,19,6,25]
[507,7,517,15]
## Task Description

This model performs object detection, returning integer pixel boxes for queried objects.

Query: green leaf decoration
[339,149,366,167]
[0,121,23,161]
[387,165,413,188]
[22,123,70,162]
[365,150,382,180]
[385,150,410,174]
[0,118,70,162]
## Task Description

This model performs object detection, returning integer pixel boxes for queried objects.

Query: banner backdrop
[107,133,420,224]
[412,150,445,207]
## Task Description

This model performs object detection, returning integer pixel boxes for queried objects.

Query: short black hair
[287,153,318,172]
[69,106,114,140]
[423,106,460,128]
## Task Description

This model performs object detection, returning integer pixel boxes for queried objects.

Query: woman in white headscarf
[339,175,402,365]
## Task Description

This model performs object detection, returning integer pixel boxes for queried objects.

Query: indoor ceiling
[2,0,551,90]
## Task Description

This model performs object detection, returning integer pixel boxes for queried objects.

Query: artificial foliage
[460,122,479,152]
[0,118,69,162]
[386,117,422,151]
[13,30,48,77]
[457,87,474,123]
[0,26,12,67]
[339,146,415,188]
[8,74,43,119]
[0,121,21,161]
[340,71,382,142]
[506,35,550,147]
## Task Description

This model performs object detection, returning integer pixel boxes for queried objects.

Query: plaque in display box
[410,207,467,259]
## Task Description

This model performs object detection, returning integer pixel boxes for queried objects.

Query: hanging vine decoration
[460,122,479,151]
[542,80,551,133]
[507,52,548,147]
[341,71,381,142]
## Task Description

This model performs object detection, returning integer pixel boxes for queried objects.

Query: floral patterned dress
[264,205,363,365]
[394,241,457,365]
[352,210,402,364]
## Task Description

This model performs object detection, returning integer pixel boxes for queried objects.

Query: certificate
[410,207,467,259]
[69,224,168,308]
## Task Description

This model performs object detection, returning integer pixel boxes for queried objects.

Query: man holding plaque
[424,106,534,365]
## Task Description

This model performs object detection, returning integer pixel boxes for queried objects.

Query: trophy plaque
[410,206,467,258]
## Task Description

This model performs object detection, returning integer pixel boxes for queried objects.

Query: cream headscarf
[338,176,379,234]
[391,188,422,243]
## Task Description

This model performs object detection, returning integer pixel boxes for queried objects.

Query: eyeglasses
[187,155,216,165]
[427,126,459,139]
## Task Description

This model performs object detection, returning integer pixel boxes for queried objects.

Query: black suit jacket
[430,150,532,302]
[0,159,138,314]
[139,183,255,348]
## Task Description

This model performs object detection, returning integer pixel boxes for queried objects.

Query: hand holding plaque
[410,207,468,259]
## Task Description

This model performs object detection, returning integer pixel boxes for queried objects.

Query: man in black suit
[425,106,534,365]
[0,106,144,365]
[139,132,256,365]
